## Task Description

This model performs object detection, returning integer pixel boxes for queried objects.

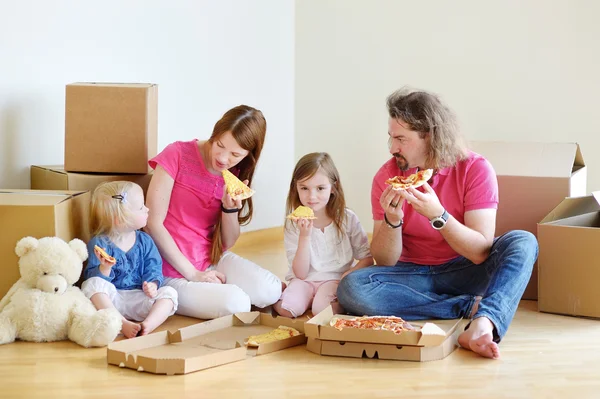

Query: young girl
[82,181,178,338]
[273,152,374,318]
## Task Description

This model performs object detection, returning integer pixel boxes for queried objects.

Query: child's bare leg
[140,299,174,336]
[91,293,140,339]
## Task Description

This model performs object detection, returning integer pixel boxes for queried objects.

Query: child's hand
[94,247,116,277]
[143,281,158,298]
[297,218,314,238]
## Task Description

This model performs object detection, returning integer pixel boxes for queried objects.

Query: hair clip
[111,192,128,204]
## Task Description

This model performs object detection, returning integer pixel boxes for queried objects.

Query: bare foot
[458,317,500,359]
[139,320,159,336]
[121,319,141,339]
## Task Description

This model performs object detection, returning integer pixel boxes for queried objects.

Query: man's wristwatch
[430,209,449,230]
[384,213,403,229]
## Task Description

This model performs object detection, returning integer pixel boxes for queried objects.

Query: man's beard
[394,154,409,171]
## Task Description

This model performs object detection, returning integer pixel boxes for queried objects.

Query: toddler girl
[82,181,178,338]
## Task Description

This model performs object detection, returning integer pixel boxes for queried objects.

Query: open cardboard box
[31,165,153,197]
[537,191,600,318]
[304,307,466,362]
[107,311,306,375]
[0,190,90,298]
[469,141,587,299]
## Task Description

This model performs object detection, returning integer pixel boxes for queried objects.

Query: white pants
[164,251,282,320]
[81,277,178,322]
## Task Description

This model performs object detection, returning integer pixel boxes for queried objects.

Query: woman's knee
[217,287,252,316]
[252,278,282,308]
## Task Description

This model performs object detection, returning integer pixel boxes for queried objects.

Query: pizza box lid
[107,311,306,375]
[304,306,463,347]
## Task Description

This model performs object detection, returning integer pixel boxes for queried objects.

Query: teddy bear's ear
[69,238,88,262]
[15,237,39,257]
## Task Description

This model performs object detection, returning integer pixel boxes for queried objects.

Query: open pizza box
[107,311,306,375]
[304,306,467,362]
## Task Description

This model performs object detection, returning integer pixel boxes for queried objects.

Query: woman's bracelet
[221,203,240,214]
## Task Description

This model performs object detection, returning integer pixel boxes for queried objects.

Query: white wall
[0,0,295,231]
[296,0,600,233]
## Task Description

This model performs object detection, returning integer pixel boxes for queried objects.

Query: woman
[145,105,282,319]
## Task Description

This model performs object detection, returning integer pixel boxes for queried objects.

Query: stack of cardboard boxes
[0,83,158,298]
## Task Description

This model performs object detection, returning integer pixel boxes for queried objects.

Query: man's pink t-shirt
[371,151,499,266]
[149,140,230,278]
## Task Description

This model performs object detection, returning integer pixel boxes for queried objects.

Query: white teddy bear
[0,236,122,347]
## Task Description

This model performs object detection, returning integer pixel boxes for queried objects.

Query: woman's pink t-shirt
[371,151,499,266]
[149,140,229,278]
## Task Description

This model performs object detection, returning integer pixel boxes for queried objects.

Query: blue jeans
[337,230,538,341]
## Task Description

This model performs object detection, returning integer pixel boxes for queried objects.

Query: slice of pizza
[329,315,416,335]
[286,205,317,220]
[385,169,433,191]
[94,245,116,265]
[245,325,301,347]
[222,169,255,200]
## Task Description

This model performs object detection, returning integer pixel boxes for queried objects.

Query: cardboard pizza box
[107,311,307,375]
[537,192,600,318]
[469,141,587,300]
[304,306,466,362]
[64,82,158,174]
[0,190,90,298]
[30,165,153,197]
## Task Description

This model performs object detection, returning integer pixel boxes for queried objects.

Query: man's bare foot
[122,320,141,339]
[458,317,500,359]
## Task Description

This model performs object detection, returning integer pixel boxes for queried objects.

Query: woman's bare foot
[458,317,500,359]
[121,319,141,339]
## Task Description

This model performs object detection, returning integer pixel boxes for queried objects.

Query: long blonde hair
[209,105,267,265]
[285,152,346,238]
[386,87,468,168]
[90,181,140,239]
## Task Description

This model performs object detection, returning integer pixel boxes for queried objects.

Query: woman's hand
[189,270,227,284]
[221,180,249,211]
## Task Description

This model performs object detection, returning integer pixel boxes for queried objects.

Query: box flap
[540,192,600,224]
[0,190,86,206]
[31,165,67,174]
[416,323,448,346]
[304,306,335,338]
[469,141,583,178]
[233,312,261,326]
[69,82,156,88]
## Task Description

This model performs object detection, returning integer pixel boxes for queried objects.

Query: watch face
[433,220,444,229]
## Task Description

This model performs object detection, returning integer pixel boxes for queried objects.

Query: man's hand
[189,270,227,284]
[143,281,158,298]
[380,185,405,224]
[296,218,314,238]
[400,183,445,219]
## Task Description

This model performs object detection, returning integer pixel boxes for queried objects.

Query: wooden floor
[1,228,600,398]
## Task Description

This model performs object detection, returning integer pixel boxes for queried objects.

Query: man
[337,87,538,359]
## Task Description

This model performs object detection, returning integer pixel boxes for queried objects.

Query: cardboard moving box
[304,307,465,362]
[0,190,90,298]
[538,192,600,318]
[469,141,587,300]
[64,82,158,174]
[31,165,153,196]
[107,311,306,375]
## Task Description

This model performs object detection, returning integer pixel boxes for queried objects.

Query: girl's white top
[284,208,371,282]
